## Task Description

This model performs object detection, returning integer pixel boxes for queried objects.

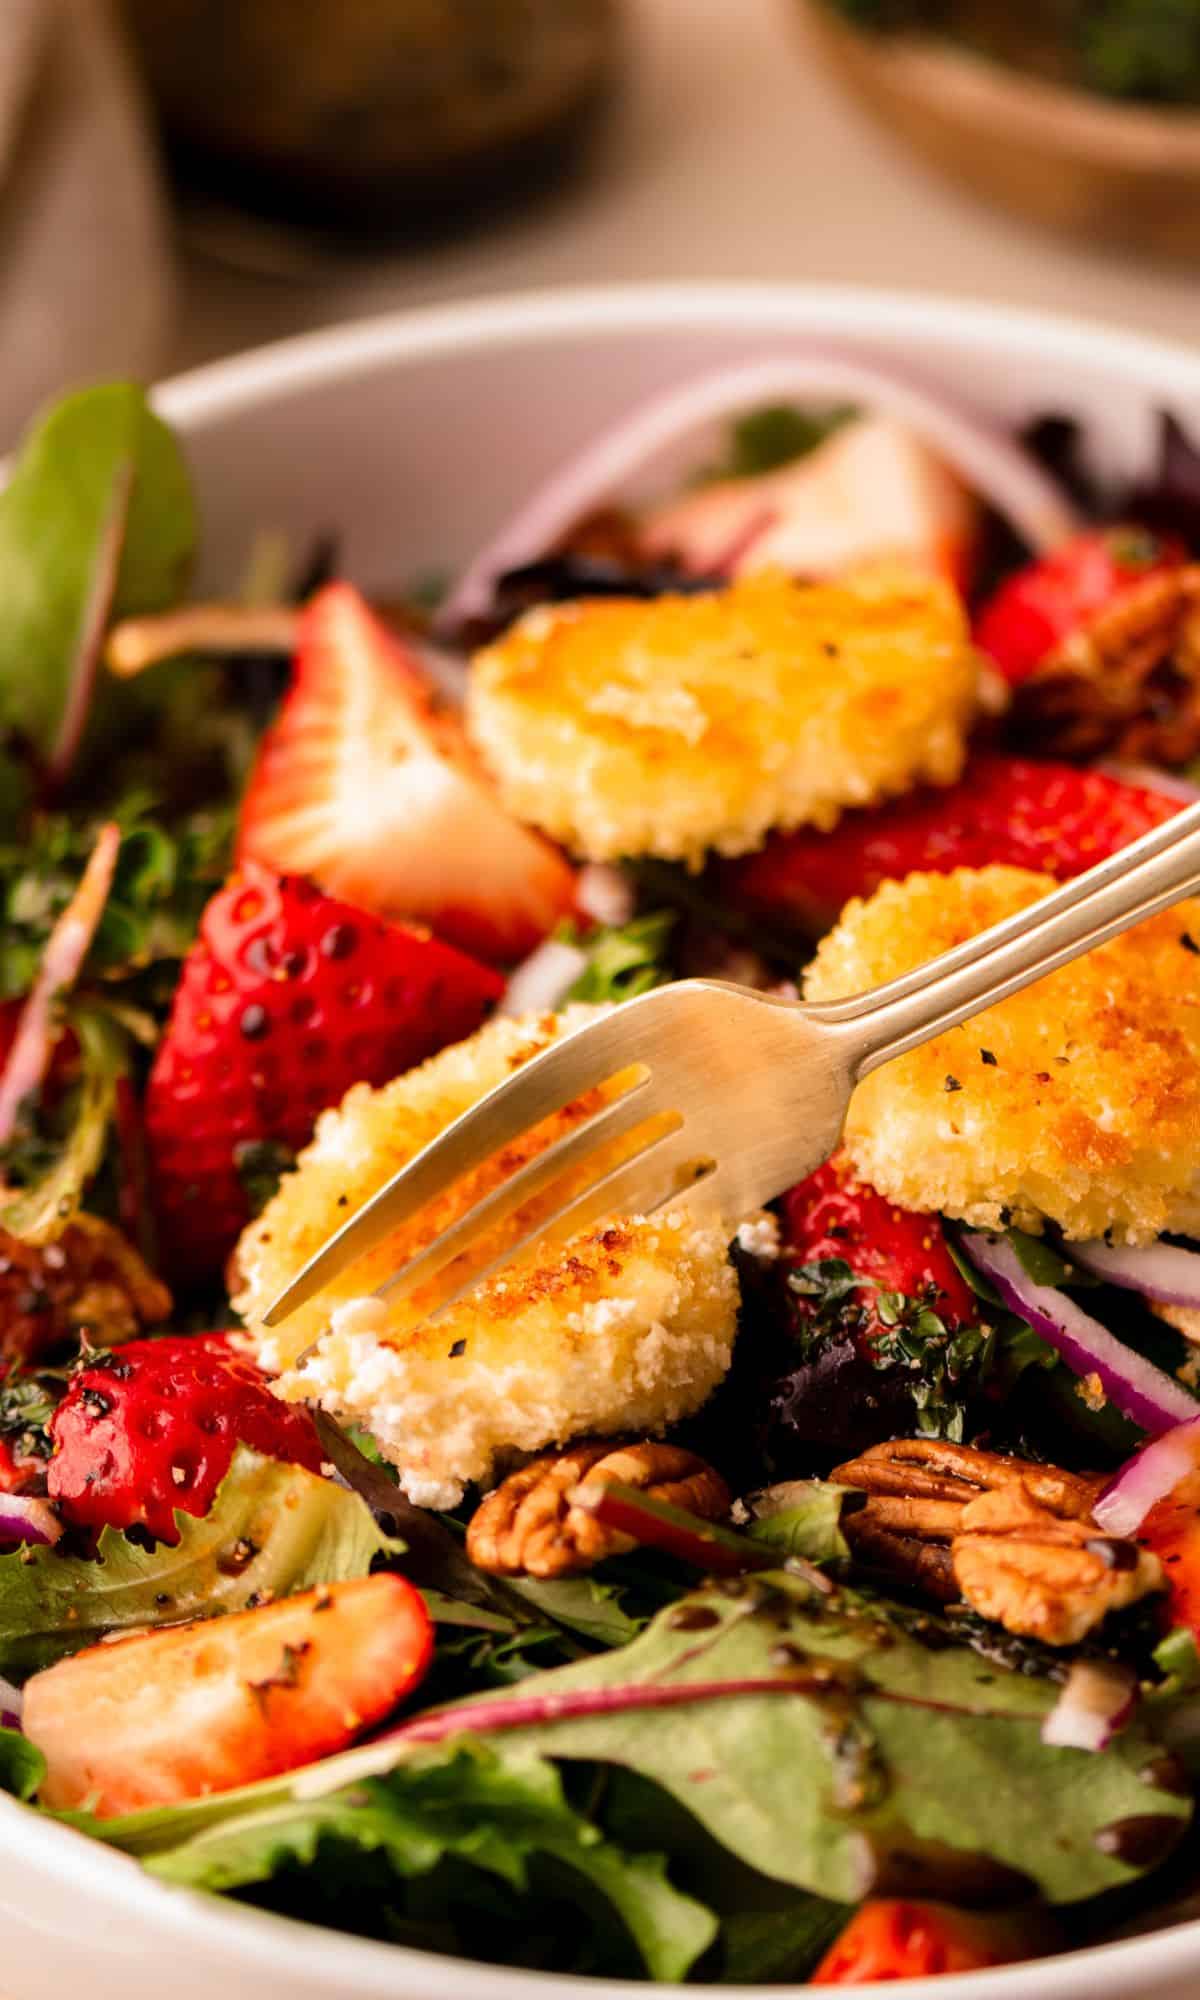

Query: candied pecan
[1011,564,1200,766]
[833,1438,1162,1644]
[952,1484,1162,1647]
[467,1440,731,1579]
[0,1215,171,1364]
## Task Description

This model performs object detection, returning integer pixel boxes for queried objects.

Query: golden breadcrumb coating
[465,567,977,865]
[235,1008,738,1507]
[803,865,1200,1245]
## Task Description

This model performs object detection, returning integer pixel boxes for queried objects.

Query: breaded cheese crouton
[803,865,1200,1245]
[235,1008,738,1507]
[465,567,977,865]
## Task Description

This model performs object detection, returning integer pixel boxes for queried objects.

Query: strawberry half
[47,1332,325,1543]
[640,414,977,589]
[144,859,502,1282]
[975,525,1184,687]
[721,754,1181,933]
[238,583,576,963]
[26,1573,432,1814]
[780,1155,974,1343]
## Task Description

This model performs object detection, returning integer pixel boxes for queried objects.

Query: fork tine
[260,1004,660,1325]
[418,1125,716,1328]
[375,1074,657,1309]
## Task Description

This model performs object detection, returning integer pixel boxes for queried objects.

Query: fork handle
[810,800,1200,1080]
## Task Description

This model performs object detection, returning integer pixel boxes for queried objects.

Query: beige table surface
[169,0,1200,379]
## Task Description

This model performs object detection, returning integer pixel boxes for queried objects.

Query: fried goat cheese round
[465,568,977,865]
[234,1008,738,1507]
[803,865,1200,1244]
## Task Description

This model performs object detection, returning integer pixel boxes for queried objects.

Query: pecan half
[0,1215,171,1365]
[467,1441,731,1579]
[833,1438,1162,1644]
[1011,563,1200,766]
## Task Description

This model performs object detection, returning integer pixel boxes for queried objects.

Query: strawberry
[238,583,576,963]
[975,525,1184,687]
[780,1155,974,1342]
[640,414,977,588]
[144,859,502,1281]
[812,1900,1050,1984]
[24,1573,432,1814]
[47,1332,325,1542]
[1138,1467,1200,1648]
[721,754,1181,933]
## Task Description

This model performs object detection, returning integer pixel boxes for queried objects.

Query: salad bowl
[4,283,1200,1999]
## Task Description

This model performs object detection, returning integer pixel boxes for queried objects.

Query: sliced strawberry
[24,1573,433,1814]
[639,415,977,588]
[975,525,1184,687]
[238,583,576,963]
[144,860,502,1281]
[780,1154,974,1343]
[721,754,1181,933]
[47,1332,325,1542]
[1139,1467,1200,1646]
[812,1899,1050,1983]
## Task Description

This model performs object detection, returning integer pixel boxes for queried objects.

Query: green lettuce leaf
[0,385,196,757]
[744,1479,853,1564]
[0,1448,395,1677]
[564,910,675,1005]
[386,1571,1190,1908]
[89,1740,716,1983]
[0,1728,45,1802]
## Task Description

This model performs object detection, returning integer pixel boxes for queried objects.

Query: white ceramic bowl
[6,285,1200,2000]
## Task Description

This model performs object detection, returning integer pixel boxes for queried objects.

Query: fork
[263,801,1200,1331]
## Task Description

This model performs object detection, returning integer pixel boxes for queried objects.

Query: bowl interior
[156,286,1200,600]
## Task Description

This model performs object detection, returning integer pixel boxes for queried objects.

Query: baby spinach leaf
[0,1449,395,1676]
[0,384,196,761]
[388,1572,1190,1908]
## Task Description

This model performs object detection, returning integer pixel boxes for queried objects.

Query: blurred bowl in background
[795,1,1200,264]
[119,0,622,241]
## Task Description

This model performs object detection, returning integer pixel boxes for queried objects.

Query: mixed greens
[3,367,1200,1990]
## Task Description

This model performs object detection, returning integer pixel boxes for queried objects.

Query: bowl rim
[32,280,1200,2000]
[152,282,1200,439]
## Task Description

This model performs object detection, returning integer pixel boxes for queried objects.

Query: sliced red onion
[0,1496,62,1548]
[0,820,121,1146]
[1097,761,1200,805]
[0,1676,22,1731]
[1093,1413,1200,1537]
[1069,1237,1200,1309]
[437,356,1082,634]
[963,1231,1199,1435]
[499,937,587,1017]
[1041,1659,1138,1753]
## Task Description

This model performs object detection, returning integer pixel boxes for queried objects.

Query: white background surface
[170,0,1200,377]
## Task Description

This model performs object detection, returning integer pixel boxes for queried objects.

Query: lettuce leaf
[0,1448,395,1677]
[86,1740,716,1983]
[0,385,195,760]
[364,1571,1189,1908]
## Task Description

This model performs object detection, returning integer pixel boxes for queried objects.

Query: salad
[3,361,1200,1986]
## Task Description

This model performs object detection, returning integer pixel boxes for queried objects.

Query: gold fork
[263,801,1200,1332]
